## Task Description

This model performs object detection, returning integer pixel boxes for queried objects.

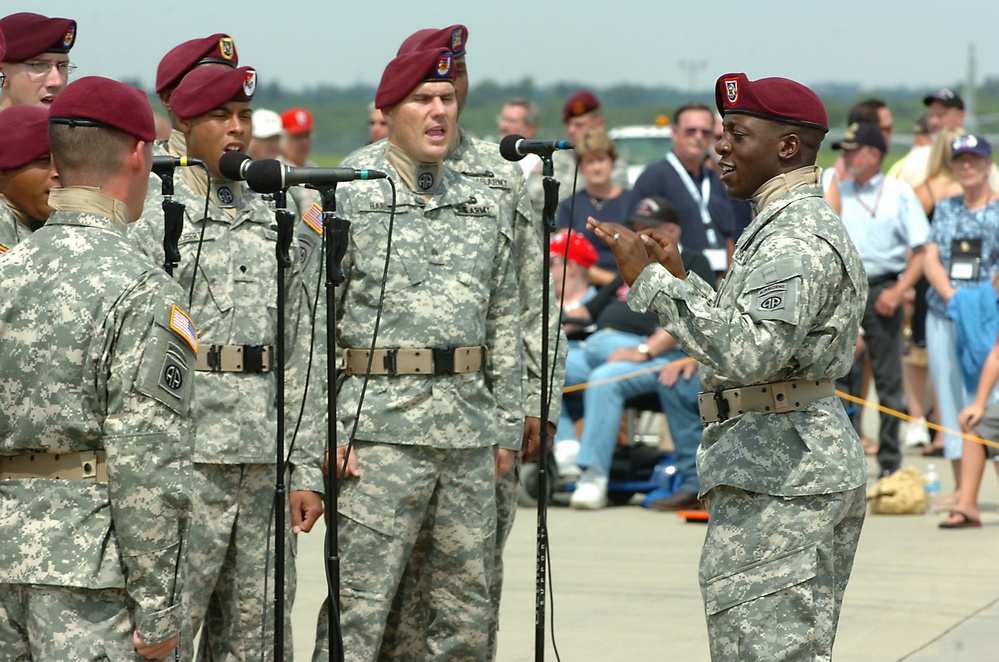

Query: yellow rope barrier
[561,356,999,450]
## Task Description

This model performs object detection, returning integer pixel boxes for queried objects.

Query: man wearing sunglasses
[629,102,736,274]
[0,12,77,110]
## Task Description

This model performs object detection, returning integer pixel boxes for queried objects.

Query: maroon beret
[170,66,256,119]
[375,48,456,110]
[716,72,828,133]
[155,33,238,94]
[563,91,600,123]
[49,76,155,142]
[0,27,6,63]
[397,25,468,57]
[0,12,77,61]
[0,105,50,170]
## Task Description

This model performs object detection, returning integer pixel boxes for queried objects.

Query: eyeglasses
[681,127,714,138]
[19,60,77,77]
[0,72,5,87]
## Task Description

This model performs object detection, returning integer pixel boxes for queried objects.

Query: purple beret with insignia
[0,27,6,63]
[715,72,828,133]
[375,47,456,110]
[170,65,256,119]
[563,91,600,123]
[0,12,77,61]
[156,33,239,94]
[397,24,468,57]
[0,105,50,170]
[49,76,155,143]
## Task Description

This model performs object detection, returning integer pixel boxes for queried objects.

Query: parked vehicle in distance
[608,123,673,187]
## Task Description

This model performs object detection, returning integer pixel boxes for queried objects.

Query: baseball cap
[833,122,887,153]
[550,231,597,268]
[923,88,964,110]
[950,134,992,160]
[281,108,313,135]
[628,197,680,227]
[252,109,283,139]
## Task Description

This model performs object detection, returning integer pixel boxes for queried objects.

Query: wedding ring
[613,233,620,242]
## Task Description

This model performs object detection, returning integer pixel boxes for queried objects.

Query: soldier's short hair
[49,124,135,183]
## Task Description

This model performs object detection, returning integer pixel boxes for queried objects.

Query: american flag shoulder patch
[302,203,323,235]
[169,305,198,353]
[0,243,9,255]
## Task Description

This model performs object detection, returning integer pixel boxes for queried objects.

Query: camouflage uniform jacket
[0,187,195,644]
[0,198,35,255]
[628,167,868,497]
[344,130,567,448]
[334,150,524,449]
[129,169,324,493]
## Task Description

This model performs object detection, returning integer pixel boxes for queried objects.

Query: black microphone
[151,155,205,175]
[499,134,575,162]
[218,151,252,181]
[243,159,388,194]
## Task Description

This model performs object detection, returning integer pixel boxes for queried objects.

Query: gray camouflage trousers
[700,485,867,661]
[315,441,495,662]
[182,463,296,662]
[0,584,139,661]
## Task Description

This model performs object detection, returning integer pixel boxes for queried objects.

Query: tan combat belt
[195,344,274,373]
[697,379,835,424]
[0,450,109,482]
[342,346,487,376]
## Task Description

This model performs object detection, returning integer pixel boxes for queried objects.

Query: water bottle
[925,464,941,511]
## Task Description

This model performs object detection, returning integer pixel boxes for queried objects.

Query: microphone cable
[185,163,213,309]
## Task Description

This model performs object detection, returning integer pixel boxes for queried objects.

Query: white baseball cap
[252,109,284,139]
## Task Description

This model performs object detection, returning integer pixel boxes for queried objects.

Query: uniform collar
[751,165,820,213]
[48,186,131,230]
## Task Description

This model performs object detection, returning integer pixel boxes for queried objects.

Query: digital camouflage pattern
[130,168,324,661]
[0,187,195,650]
[0,199,33,256]
[628,168,868,661]
[629,170,869,498]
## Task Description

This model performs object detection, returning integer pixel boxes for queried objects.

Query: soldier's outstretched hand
[586,217,651,286]
[638,227,687,280]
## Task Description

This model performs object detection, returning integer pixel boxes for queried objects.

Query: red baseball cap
[0,105,50,170]
[716,72,828,133]
[550,231,597,268]
[170,66,256,119]
[281,108,313,135]
[0,12,76,61]
[49,76,155,143]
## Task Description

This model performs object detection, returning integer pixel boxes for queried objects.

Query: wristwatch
[637,343,651,359]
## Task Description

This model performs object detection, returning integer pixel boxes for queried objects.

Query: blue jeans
[657,370,703,494]
[927,310,970,459]
[568,330,688,476]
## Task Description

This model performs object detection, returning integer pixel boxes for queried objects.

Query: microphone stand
[535,154,558,662]
[157,170,184,276]
[273,188,295,661]
[319,183,350,662]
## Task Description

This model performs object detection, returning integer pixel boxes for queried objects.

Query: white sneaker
[570,468,608,510]
[903,418,931,447]
[554,440,581,480]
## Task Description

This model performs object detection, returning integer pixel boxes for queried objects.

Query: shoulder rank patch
[302,202,324,235]
[169,305,198,352]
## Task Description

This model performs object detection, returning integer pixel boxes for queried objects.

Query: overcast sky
[8,1,996,95]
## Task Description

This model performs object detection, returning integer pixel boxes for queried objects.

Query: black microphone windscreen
[218,152,251,181]
[244,159,285,194]
[499,134,526,162]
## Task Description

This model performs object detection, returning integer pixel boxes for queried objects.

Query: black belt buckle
[207,345,222,372]
[243,345,267,373]
[713,391,731,422]
[432,348,455,376]
[382,349,398,376]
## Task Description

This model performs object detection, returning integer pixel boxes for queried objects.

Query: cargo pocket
[337,487,399,599]
[703,543,816,616]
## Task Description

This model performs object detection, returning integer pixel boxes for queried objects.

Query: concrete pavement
[292,447,999,661]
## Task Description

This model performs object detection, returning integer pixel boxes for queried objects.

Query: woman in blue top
[923,134,999,500]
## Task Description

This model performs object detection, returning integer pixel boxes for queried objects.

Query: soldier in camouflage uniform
[0,105,57,254]
[322,43,523,662]
[0,76,193,661]
[590,73,868,661]
[0,11,76,110]
[129,65,324,662]
[331,25,565,661]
